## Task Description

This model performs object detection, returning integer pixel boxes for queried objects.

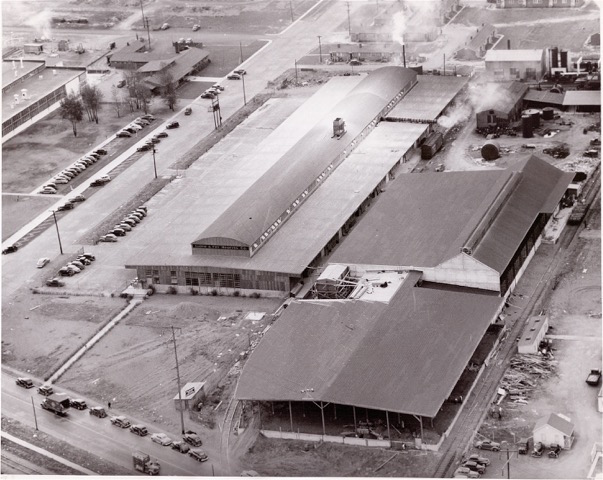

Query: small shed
[518,315,549,354]
[173,382,206,412]
[533,413,575,449]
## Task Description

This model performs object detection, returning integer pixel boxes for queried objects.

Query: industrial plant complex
[1,0,601,477]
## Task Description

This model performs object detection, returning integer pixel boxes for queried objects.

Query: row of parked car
[99,206,147,243]
[454,453,491,478]
[116,115,156,138]
[226,68,247,80]
[46,253,96,287]
[200,83,225,100]
[16,377,208,462]
[136,131,168,152]
[40,149,108,195]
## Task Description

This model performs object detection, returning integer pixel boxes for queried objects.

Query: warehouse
[562,90,601,113]
[328,155,572,295]
[523,89,565,109]
[455,24,498,61]
[236,270,503,444]
[126,68,427,294]
[386,75,469,124]
[475,81,529,130]
[485,49,546,81]
[140,48,210,94]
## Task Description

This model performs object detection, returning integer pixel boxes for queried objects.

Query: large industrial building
[485,49,546,81]
[497,0,584,7]
[126,67,470,294]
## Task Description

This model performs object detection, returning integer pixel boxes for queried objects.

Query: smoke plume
[25,9,53,40]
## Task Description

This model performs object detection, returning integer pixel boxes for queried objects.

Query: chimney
[507,39,511,50]
[14,93,19,104]
[403,44,406,68]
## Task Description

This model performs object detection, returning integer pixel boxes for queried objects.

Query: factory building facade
[497,0,584,7]
[485,49,546,81]
[475,81,529,130]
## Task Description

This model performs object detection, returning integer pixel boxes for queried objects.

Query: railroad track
[1,453,50,475]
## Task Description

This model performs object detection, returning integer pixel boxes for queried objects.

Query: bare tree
[158,70,178,111]
[59,93,84,137]
[111,86,122,118]
[80,82,103,123]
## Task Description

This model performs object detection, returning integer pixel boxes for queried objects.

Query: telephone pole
[151,145,158,179]
[52,210,63,255]
[317,35,322,64]
[347,2,351,36]
[172,326,186,435]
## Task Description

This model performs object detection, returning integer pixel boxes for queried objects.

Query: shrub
[210,289,218,296]
[250,292,261,299]
[168,286,178,295]
[233,290,240,297]
[147,285,156,296]
[190,288,199,296]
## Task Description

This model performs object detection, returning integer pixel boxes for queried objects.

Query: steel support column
[320,402,326,435]
[353,405,357,430]
[289,401,293,432]
[386,411,390,440]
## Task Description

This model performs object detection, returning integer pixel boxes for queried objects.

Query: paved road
[1,370,216,475]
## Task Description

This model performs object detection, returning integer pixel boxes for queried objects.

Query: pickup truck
[586,369,602,386]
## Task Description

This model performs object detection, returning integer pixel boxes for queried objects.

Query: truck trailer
[41,394,71,417]
[421,132,444,160]
[133,452,160,475]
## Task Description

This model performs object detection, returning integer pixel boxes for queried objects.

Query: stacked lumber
[500,354,557,404]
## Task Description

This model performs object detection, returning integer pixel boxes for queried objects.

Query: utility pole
[500,441,516,480]
[241,73,247,106]
[289,0,294,23]
[31,397,38,431]
[317,35,322,64]
[144,17,151,50]
[239,41,244,64]
[443,53,446,76]
[347,2,351,37]
[52,210,63,255]
[294,59,298,84]
[211,96,221,129]
[172,326,186,435]
[151,145,158,179]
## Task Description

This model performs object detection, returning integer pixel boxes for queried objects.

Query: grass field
[1,195,57,242]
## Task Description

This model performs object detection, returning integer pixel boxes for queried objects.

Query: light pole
[51,210,63,255]
[172,326,186,435]
[347,2,351,37]
[241,73,247,106]
[151,145,158,179]
[289,0,294,22]
[31,397,39,430]
[317,35,322,64]
[239,41,244,64]
[294,59,298,83]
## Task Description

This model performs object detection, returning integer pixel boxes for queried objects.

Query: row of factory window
[184,271,241,288]
[2,87,65,136]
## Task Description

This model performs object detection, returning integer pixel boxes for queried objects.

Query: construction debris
[499,354,557,404]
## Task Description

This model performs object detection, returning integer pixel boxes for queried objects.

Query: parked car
[151,433,173,446]
[94,148,108,155]
[2,245,18,254]
[77,256,91,265]
[188,449,208,462]
[135,208,147,217]
[90,179,105,187]
[192,24,200,31]
[586,369,602,386]
[137,144,151,152]
[166,121,179,129]
[99,234,118,243]
[58,267,76,276]
[212,83,225,91]
[66,264,81,274]
[36,257,50,268]
[16,377,34,389]
[70,260,85,270]
[129,211,144,220]
[548,444,561,458]
[99,175,111,182]
[117,79,126,88]
[517,438,530,455]
[183,433,203,447]
[70,399,87,410]
[201,91,216,99]
[61,170,76,178]
[141,114,155,121]
[54,177,69,184]
[137,205,148,213]
[40,187,57,194]
[475,440,500,452]
[348,59,362,66]
[46,277,65,287]
[149,137,160,144]
[462,461,485,474]
[129,123,143,131]
[234,69,247,75]
[125,215,141,223]
[130,424,149,436]
[531,442,544,457]
[121,219,137,228]
[467,454,491,466]
[453,467,479,479]
[38,385,54,396]
[111,228,126,237]
[227,73,241,80]
[44,182,57,190]
[110,416,131,428]
[71,195,86,203]
[135,118,151,125]
[57,202,74,211]
[116,223,132,232]
[184,107,192,115]
[80,253,96,261]
[116,131,132,138]
[89,406,107,418]
[156,131,168,138]
[171,441,191,453]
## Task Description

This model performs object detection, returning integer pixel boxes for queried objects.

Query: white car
[54,177,69,184]
[129,123,143,131]
[36,257,50,268]
[151,433,172,446]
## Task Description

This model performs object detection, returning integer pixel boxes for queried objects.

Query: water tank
[542,107,554,121]
[551,47,559,69]
[522,115,533,138]
[481,142,500,161]
[560,50,568,70]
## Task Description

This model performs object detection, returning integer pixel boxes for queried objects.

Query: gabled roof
[467,24,496,51]
[524,90,565,106]
[192,67,417,250]
[477,81,528,114]
[534,413,574,436]
[138,58,175,73]
[485,49,544,63]
[235,271,502,417]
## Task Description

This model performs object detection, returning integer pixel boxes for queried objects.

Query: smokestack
[20,57,24,68]
[403,44,406,68]
[507,39,511,50]
[560,50,568,70]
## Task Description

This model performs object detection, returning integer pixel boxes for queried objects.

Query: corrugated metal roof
[192,67,417,248]
[476,81,528,115]
[524,90,564,105]
[563,90,601,106]
[387,75,469,122]
[235,271,502,417]
[472,156,573,272]
[534,413,574,436]
[485,49,544,63]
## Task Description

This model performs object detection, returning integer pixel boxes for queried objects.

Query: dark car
[57,202,75,211]
[70,399,87,410]
[234,69,247,75]
[348,59,362,66]
[2,245,18,254]
[137,144,151,152]
[475,440,500,452]
[183,433,203,447]
[58,267,75,276]
[38,385,54,396]
[184,107,192,115]
[227,73,241,80]
[149,137,160,144]
[117,79,126,88]
[130,424,149,436]
[116,131,132,138]
[156,131,168,138]
[110,228,126,237]
[188,448,208,462]
[71,195,86,203]
[171,441,191,453]
[166,121,179,129]
[46,277,65,287]
[586,369,602,386]
[94,148,108,155]
[141,114,155,121]
[16,377,34,389]
[517,438,530,455]
[201,91,215,99]
[80,253,96,261]
[89,406,107,418]
[462,461,485,474]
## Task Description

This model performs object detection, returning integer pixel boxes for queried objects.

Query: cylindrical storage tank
[522,115,533,138]
[481,142,500,161]
[523,109,540,128]
[542,107,554,120]
[551,47,559,69]
[560,50,568,69]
